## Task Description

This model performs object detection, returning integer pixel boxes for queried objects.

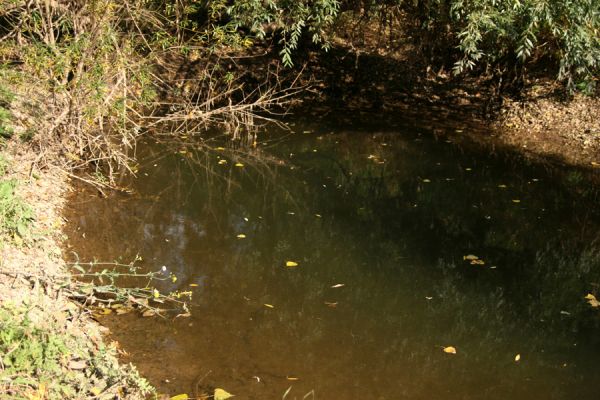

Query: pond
[64,114,600,399]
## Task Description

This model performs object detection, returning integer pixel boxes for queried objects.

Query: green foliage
[446,0,600,90]
[0,84,14,139]
[225,0,599,90]
[227,0,341,66]
[0,166,33,243]
[0,303,154,399]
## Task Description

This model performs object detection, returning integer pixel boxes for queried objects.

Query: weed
[0,178,34,243]
[0,107,13,139]
[0,154,7,175]
[0,302,154,399]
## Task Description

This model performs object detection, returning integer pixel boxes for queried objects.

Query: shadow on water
[64,114,600,399]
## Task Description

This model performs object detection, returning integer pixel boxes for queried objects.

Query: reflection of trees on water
[65,130,600,399]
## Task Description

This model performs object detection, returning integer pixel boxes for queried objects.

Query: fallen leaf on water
[324,301,338,308]
[498,184,507,188]
[443,346,457,354]
[515,354,521,362]
[115,307,134,315]
[286,376,299,381]
[585,293,600,307]
[422,179,431,183]
[470,259,485,265]
[285,261,299,267]
[214,388,234,400]
[175,312,191,319]
[264,304,274,308]
[237,234,246,239]
[463,254,479,261]
[170,394,189,400]
[189,283,199,287]
[512,199,521,203]
[235,163,244,167]
[315,214,322,218]
[218,159,227,165]
[331,283,345,288]
[216,147,226,151]
[425,296,433,300]
[591,161,599,167]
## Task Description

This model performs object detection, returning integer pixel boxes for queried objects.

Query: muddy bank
[0,142,153,399]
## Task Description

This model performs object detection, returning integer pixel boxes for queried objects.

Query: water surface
[65,116,600,399]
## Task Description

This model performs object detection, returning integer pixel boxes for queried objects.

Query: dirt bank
[0,142,153,399]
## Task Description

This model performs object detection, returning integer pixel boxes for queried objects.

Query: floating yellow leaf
[498,184,507,188]
[264,304,274,308]
[443,346,457,354]
[331,283,345,288]
[585,293,600,307]
[170,394,189,400]
[470,259,485,265]
[214,388,234,400]
[286,376,299,381]
[324,301,338,308]
[512,199,521,203]
[237,234,246,239]
[285,261,299,267]
[235,163,244,167]
[216,147,226,151]
[422,179,431,183]
[189,283,199,287]
[218,159,227,165]
[463,254,479,261]
[515,354,521,362]
[591,161,599,167]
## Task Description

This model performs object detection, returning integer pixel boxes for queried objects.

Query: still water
[65,116,600,399]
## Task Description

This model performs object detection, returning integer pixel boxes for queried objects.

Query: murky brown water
[64,116,600,399]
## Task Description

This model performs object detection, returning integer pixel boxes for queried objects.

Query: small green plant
[0,154,8,175]
[0,302,154,399]
[0,178,34,243]
[0,106,13,139]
